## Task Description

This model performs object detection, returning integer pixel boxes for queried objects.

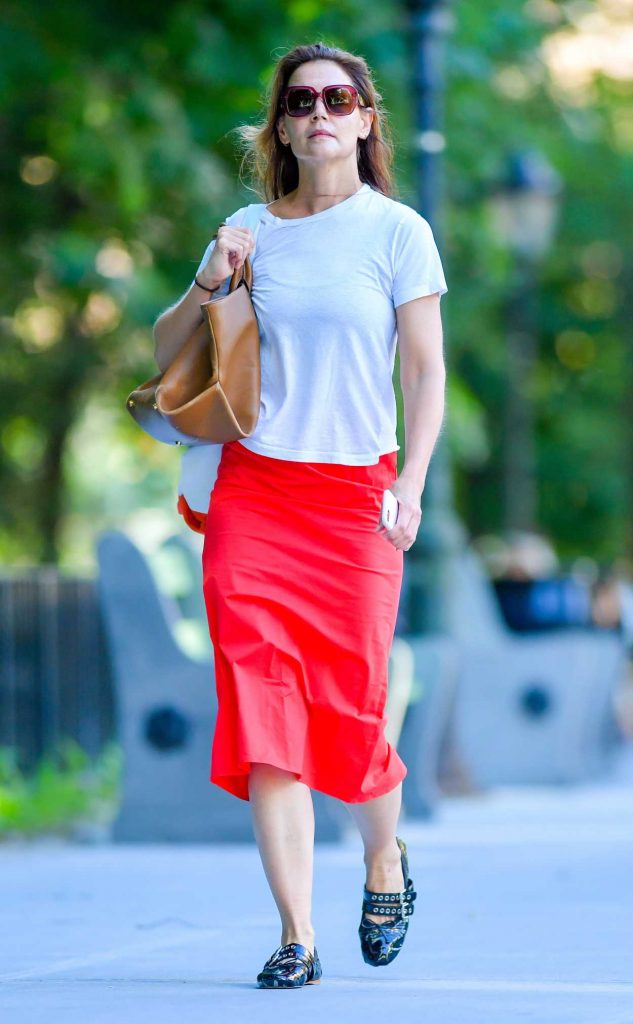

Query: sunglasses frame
[280,83,368,118]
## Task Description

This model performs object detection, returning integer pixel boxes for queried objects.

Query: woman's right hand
[198,225,256,289]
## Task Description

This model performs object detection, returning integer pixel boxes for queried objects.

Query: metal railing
[0,569,115,773]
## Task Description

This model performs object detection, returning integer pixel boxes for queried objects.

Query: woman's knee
[250,761,297,783]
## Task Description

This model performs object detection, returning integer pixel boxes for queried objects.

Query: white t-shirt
[196,182,447,465]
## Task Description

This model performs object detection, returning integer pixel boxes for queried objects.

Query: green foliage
[442,0,633,561]
[0,739,121,839]
[1,0,632,568]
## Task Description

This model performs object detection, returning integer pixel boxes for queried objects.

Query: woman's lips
[309,131,334,137]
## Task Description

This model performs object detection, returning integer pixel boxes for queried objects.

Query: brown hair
[233,42,396,202]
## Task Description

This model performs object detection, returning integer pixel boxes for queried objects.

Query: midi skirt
[200,438,407,803]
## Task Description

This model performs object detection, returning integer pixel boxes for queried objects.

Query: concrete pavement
[1,744,632,1023]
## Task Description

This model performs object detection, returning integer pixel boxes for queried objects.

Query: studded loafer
[256,942,322,988]
[358,835,417,967]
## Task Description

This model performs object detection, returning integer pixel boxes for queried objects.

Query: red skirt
[200,439,407,803]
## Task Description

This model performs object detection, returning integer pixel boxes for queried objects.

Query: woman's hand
[198,225,256,288]
[375,478,423,551]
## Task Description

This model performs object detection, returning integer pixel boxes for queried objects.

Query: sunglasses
[280,84,368,117]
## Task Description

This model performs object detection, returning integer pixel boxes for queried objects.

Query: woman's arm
[397,291,446,493]
[152,277,224,374]
[381,292,446,551]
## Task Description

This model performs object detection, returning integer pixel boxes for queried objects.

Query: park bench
[445,547,626,785]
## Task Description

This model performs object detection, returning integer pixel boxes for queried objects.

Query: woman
[153,41,447,989]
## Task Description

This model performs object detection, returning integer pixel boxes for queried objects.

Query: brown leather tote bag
[126,233,260,446]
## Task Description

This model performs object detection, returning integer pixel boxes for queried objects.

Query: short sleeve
[194,206,248,297]
[391,211,448,308]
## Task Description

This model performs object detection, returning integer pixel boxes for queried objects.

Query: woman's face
[276,60,374,168]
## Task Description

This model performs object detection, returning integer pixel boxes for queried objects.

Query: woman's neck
[269,179,364,217]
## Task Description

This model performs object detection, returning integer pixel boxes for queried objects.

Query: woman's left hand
[375,479,423,551]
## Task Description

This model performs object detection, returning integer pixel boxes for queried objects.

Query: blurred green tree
[1,0,631,568]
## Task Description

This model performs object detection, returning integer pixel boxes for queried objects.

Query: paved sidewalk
[1,745,632,1024]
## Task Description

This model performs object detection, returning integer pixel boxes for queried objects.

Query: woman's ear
[360,107,374,140]
[276,116,288,146]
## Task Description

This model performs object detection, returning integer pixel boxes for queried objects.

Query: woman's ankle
[280,926,315,952]
[363,835,401,871]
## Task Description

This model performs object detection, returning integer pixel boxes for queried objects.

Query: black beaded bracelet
[194,274,219,293]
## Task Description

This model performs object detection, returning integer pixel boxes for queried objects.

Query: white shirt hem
[393,282,448,307]
[237,436,400,465]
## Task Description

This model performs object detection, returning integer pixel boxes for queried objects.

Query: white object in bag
[178,442,224,514]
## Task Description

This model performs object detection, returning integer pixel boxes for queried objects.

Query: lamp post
[487,151,562,533]
[404,0,466,635]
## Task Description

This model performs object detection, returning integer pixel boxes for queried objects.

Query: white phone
[380,488,399,529]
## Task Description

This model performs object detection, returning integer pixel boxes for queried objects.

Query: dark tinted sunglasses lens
[325,87,355,113]
[286,89,314,115]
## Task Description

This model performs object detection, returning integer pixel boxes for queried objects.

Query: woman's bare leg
[248,762,316,953]
[345,780,405,923]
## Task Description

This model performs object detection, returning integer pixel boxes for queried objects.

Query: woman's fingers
[217,226,256,268]
[378,501,422,551]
